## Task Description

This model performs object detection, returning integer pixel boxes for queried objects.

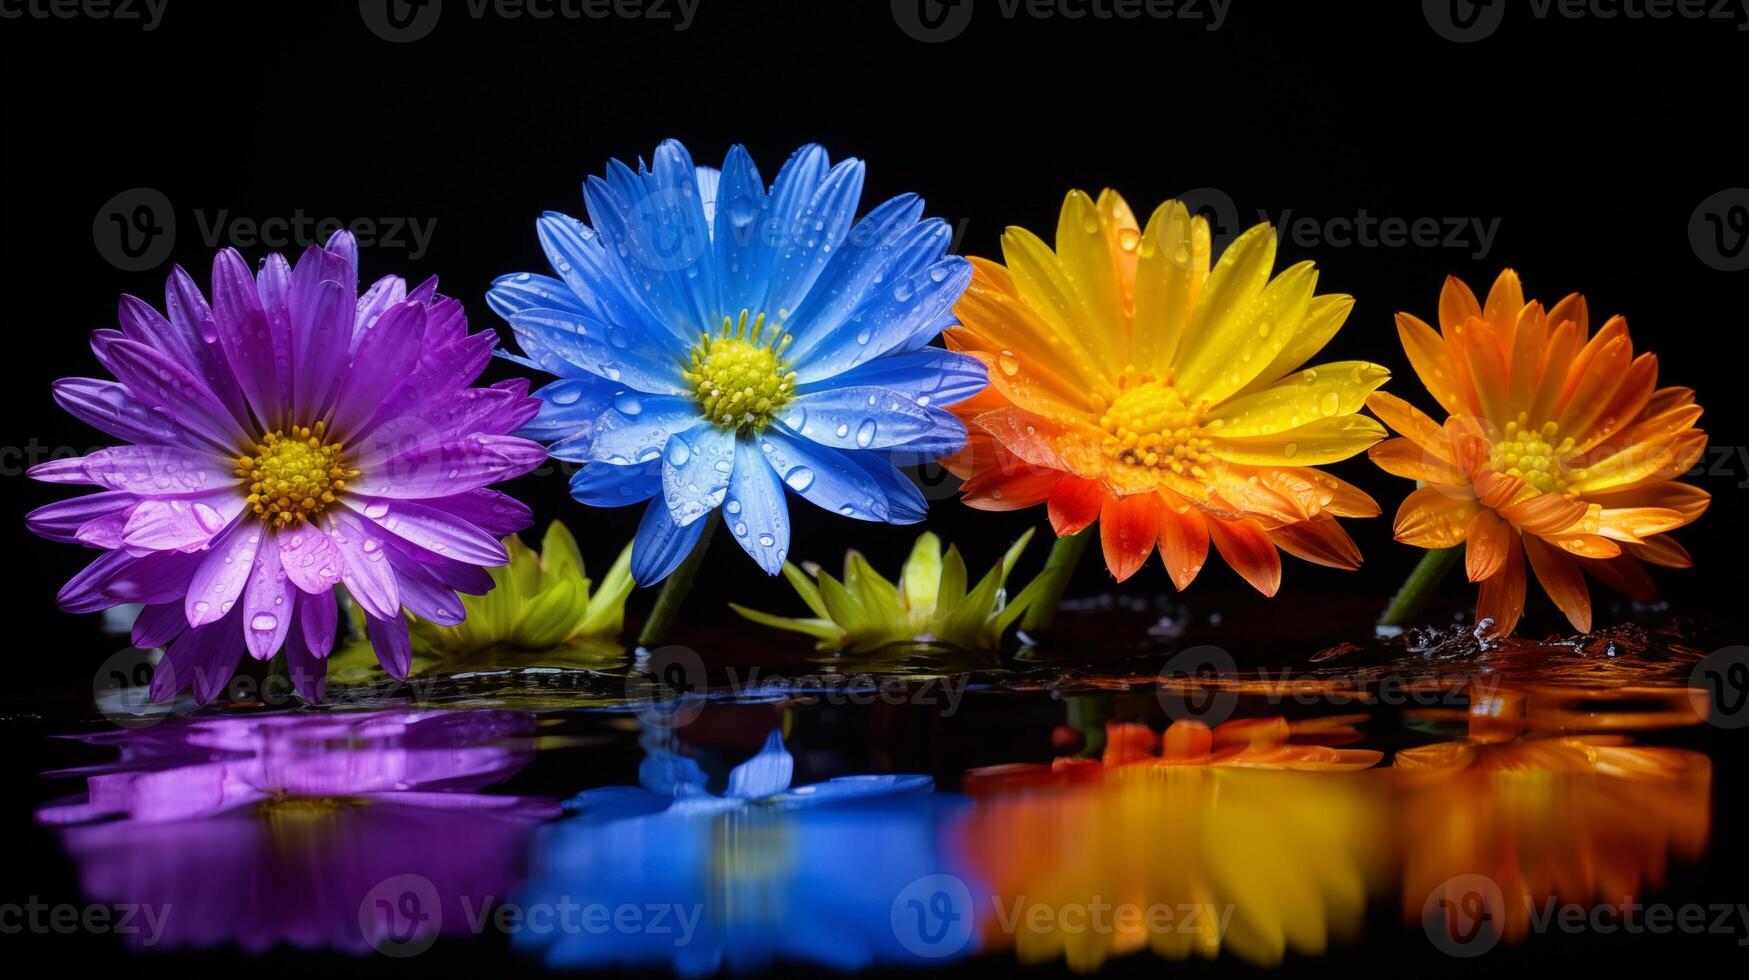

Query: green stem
[1378,546,1462,627]
[1021,526,1095,632]
[1066,694,1111,759]
[637,511,720,648]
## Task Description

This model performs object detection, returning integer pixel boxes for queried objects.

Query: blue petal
[843,451,929,525]
[761,158,866,322]
[799,347,988,407]
[722,436,790,574]
[579,394,700,466]
[725,730,794,799]
[756,424,889,522]
[782,193,927,356]
[792,255,971,384]
[486,271,589,319]
[694,165,720,225]
[582,169,713,345]
[533,212,663,333]
[630,499,709,585]
[738,145,830,313]
[518,377,619,443]
[569,459,662,507]
[711,145,769,315]
[788,386,964,451]
[508,309,685,394]
[660,423,735,527]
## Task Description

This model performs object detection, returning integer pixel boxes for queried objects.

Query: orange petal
[1395,312,1467,416]
[1580,554,1659,604]
[1523,534,1593,633]
[1626,535,1693,569]
[1480,269,1525,331]
[1393,486,1480,548]
[1496,492,1588,536]
[973,407,1104,479]
[1157,499,1210,591]
[1547,533,1621,560]
[1365,391,1452,458]
[1206,516,1283,596]
[1476,537,1526,636]
[1438,274,1482,334]
[1594,506,1686,543]
[1465,509,1512,583]
[1048,476,1106,537]
[1099,492,1164,582]
[1268,515,1363,571]
[1369,437,1465,485]
[960,467,1061,512]
[1587,482,1710,526]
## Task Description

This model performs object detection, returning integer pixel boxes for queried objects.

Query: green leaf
[900,533,942,619]
[728,604,847,644]
[511,578,586,649]
[781,562,831,620]
[845,551,903,625]
[997,527,1037,589]
[985,571,1052,646]
[937,546,969,614]
[576,541,634,637]
[816,570,881,641]
[938,560,1004,648]
[540,520,585,590]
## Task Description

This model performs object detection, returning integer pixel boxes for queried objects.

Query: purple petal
[393,559,466,626]
[91,335,248,451]
[352,434,545,500]
[132,601,188,649]
[356,274,408,334]
[150,606,244,705]
[345,498,508,565]
[366,613,412,680]
[184,520,262,627]
[26,457,94,484]
[163,266,254,426]
[75,445,235,497]
[242,532,292,661]
[210,249,283,425]
[255,252,296,403]
[52,378,204,449]
[284,606,328,702]
[329,301,427,436]
[357,331,498,433]
[299,586,338,659]
[97,548,205,605]
[288,246,356,420]
[72,509,131,549]
[27,492,136,543]
[419,488,533,538]
[121,496,243,551]
[323,509,399,620]
[277,522,346,594]
[57,551,133,613]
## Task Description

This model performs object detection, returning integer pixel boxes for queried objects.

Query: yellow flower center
[1094,372,1217,476]
[1489,413,1580,495]
[683,310,796,434]
[234,421,358,526]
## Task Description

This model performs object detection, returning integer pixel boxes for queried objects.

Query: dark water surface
[5,600,1746,977]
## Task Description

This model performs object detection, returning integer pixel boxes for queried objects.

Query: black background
[1,1,1746,973]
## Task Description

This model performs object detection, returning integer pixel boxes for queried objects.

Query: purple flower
[37,710,559,954]
[27,233,545,702]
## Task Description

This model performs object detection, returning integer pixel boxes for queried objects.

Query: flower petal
[184,520,262,627]
[1393,487,1479,549]
[722,437,790,574]
[1523,533,1592,633]
[278,522,347,594]
[324,508,400,621]
[629,499,709,585]
[242,532,292,660]
[1206,516,1283,596]
[1465,508,1512,583]
[758,424,890,522]
[661,424,736,527]
[1048,476,1106,537]
[1475,538,1526,636]
[1157,498,1211,591]
[1099,492,1162,583]
[366,612,413,680]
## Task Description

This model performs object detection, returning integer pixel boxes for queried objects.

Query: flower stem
[1021,526,1095,632]
[1378,546,1462,627]
[637,511,721,648]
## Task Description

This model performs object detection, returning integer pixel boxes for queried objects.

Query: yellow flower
[730,530,1039,651]
[945,190,1385,592]
[1370,270,1709,634]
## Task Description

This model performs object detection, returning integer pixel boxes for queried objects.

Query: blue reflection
[515,728,982,974]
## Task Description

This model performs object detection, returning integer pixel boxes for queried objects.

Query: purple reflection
[37,710,560,953]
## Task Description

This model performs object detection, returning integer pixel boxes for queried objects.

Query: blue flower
[491,141,986,584]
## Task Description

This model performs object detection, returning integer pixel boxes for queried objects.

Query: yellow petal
[1237,293,1356,395]
[1179,258,1315,404]
[1172,222,1277,385]
[1002,223,1117,387]
[1054,190,1127,367]
[1206,361,1389,437]
[1131,200,1208,376]
[1208,415,1385,466]
[1394,486,1480,548]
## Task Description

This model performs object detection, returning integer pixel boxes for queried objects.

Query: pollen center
[1489,413,1579,495]
[1095,373,1216,476]
[234,421,358,526]
[684,310,797,434]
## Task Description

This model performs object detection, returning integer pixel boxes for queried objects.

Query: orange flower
[944,190,1386,592]
[1370,270,1709,634]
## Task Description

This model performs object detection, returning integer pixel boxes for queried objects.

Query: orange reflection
[1398,689,1712,946]
[959,719,1389,970]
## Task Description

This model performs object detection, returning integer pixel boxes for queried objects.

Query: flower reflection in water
[1400,686,1712,947]
[515,723,977,975]
[37,710,558,953]
[959,718,1390,971]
